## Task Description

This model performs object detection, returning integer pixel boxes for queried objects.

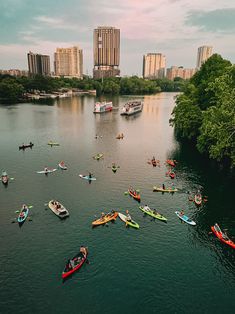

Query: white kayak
[79,174,97,181]
[175,211,196,226]
[58,162,67,170]
[118,212,139,229]
[37,169,57,174]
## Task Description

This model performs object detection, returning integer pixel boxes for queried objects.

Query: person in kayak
[80,246,87,257]
[162,183,165,190]
[88,172,93,179]
[180,210,184,216]
[126,210,132,222]
[44,167,48,173]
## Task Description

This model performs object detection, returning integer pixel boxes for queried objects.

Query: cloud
[33,16,78,30]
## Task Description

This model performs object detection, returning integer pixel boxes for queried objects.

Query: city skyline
[0,0,235,75]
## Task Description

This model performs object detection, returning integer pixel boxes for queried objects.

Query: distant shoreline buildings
[0,29,214,81]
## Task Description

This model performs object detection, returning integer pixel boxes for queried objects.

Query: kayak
[211,223,235,249]
[139,206,167,222]
[153,187,178,192]
[37,168,57,174]
[169,172,175,179]
[112,166,119,173]
[62,247,88,279]
[58,162,67,170]
[166,159,176,167]
[118,212,139,229]
[48,200,69,218]
[79,174,96,181]
[1,171,9,185]
[18,205,29,224]
[19,143,34,150]
[194,194,202,206]
[175,211,196,225]
[92,211,118,226]
[128,189,141,202]
[93,153,103,160]
[48,142,60,146]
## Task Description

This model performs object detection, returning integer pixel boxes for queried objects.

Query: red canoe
[211,224,235,249]
[62,247,88,279]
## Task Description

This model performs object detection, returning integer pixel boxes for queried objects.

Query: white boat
[48,200,69,219]
[93,101,113,113]
[120,101,143,116]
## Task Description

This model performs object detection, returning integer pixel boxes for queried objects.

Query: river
[0,93,234,314]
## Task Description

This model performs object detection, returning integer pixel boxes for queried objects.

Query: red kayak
[128,189,141,202]
[166,159,176,167]
[62,247,88,279]
[169,172,175,179]
[211,224,235,249]
[194,194,202,206]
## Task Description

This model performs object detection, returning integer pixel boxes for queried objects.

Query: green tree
[0,79,24,101]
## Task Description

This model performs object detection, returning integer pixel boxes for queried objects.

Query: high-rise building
[166,66,196,80]
[54,46,83,78]
[196,46,213,69]
[93,26,120,79]
[27,52,50,76]
[143,53,166,79]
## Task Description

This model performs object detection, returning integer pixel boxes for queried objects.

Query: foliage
[0,78,24,101]
[170,55,235,167]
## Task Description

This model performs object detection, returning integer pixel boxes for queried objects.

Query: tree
[0,79,24,101]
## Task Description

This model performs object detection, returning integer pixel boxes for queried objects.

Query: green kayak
[139,206,167,222]
[118,212,139,229]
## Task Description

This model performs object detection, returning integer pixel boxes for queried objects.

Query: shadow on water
[168,139,235,273]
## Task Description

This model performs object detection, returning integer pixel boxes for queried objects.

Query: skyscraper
[166,66,196,80]
[27,52,50,76]
[196,46,213,69]
[54,46,83,78]
[143,53,166,79]
[93,26,120,79]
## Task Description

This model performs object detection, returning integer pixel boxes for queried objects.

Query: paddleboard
[79,174,97,181]
[37,169,57,174]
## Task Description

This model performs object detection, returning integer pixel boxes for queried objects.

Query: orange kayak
[166,159,176,167]
[128,189,141,202]
[92,211,118,226]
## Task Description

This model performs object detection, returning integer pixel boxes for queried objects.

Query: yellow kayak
[153,186,178,192]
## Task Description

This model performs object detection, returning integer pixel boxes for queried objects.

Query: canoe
[153,187,178,192]
[37,168,57,174]
[18,205,29,224]
[194,194,202,206]
[62,247,88,279]
[118,212,139,229]
[58,162,67,170]
[19,143,34,150]
[48,200,69,218]
[211,224,235,249]
[175,211,196,225]
[128,189,141,202]
[139,206,167,222]
[48,142,60,146]
[79,174,96,181]
[1,171,9,185]
[93,153,103,160]
[92,211,118,226]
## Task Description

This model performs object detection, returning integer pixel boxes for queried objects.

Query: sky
[0,0,235,76]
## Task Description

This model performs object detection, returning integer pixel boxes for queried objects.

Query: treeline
[170,54,235,168]
[0,74,186,102]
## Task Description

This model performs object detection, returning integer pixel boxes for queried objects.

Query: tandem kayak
[37,168,57,174]
[1,171,9,185]
[175,211,196,225]
[18,205,29,225]
[153,187,178,192]
[139,206,167,222]
[62,246,88,279]
[48,142,60,146]
[79,174,96,181]
[92,211,118,226]
[128,189,141,202]
[58,161,67,170]
[118,212,139,229]
[211,223,235,249]
[93,153,103,160]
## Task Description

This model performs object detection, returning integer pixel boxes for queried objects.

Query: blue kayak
[79,174,96,181]
[18,205,29,224]
[175,211,196,225]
